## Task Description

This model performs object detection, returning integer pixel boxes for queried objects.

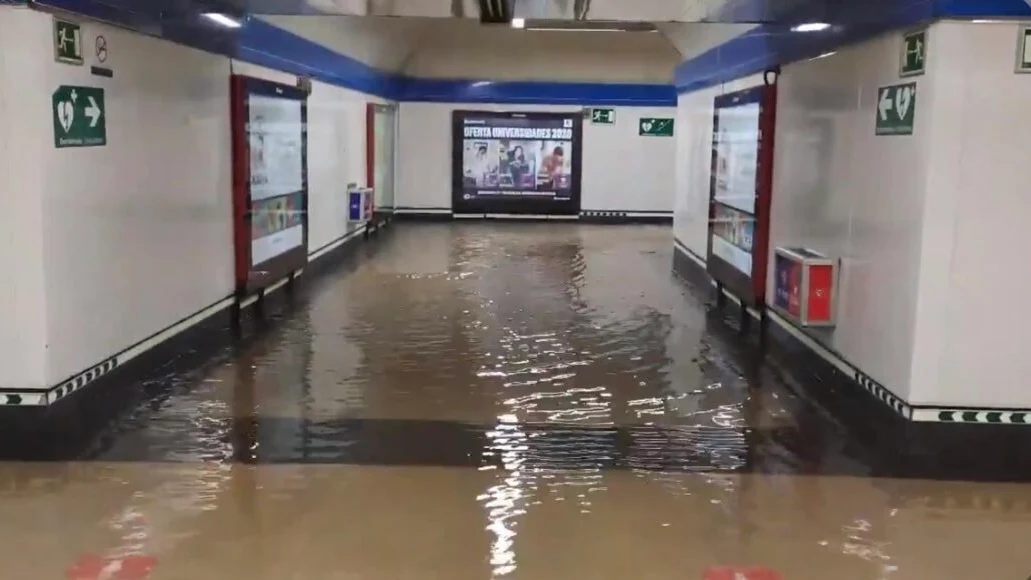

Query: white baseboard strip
[673,240,1031,424]
[308,228,364,262]
[42,296,236,407]
[395,208,451,215]
[1,227,372,408]
[581,210,673,218]
[484,214,551,219]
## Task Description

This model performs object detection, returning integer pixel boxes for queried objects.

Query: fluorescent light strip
[792,22,831,32]
[203,13,241,28]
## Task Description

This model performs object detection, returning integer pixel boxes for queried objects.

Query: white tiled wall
[37,17,235,386]
[0,10,383,389]
[0,7,49,388]
[396,102,677,212]
[909,21,1031,408]
[672,73,763,258]
[675,21,1031,410]
[768,33,935,402]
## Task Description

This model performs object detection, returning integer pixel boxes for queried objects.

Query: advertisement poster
[247,94,305,266]
[452,110,582,214]
[710,204,755,276]
[709,97,761,278]
[705,83,775,307]
[713,102,760,214]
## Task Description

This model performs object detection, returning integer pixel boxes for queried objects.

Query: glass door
[367,103,398,214]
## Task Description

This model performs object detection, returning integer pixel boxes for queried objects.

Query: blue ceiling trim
[400,78,677,107]
[236,21,675,105]
[29,0,240,56]
[675,0,1031,94]
[29,0,675,106]
[236,18,402,98]
[935,0,1031,17]
[675,0,938,93]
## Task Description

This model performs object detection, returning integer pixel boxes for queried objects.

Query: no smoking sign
[95,35,108,63]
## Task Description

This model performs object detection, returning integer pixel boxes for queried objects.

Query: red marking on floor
[704,566,782,580]
[67,555,158,580]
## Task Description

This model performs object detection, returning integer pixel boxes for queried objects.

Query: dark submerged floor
[4,223,1028,482]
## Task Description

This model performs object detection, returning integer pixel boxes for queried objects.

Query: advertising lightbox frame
[230,74,310,296]
[451,109,583,216]
[705,81,778,308]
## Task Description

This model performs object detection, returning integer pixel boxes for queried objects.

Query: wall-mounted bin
[772,247,838,327]
[348,187,374,223]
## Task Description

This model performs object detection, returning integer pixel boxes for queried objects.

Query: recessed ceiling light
[202,13,241,28]
[792,22,831,32]
[813,51,836,60]
[511,18,525,29]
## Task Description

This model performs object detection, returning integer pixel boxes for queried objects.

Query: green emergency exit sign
[590,108,615,125]
[900,29,926,77]
[53,18,83,65]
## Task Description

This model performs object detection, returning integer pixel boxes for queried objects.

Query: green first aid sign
[875,83,916,136]
[639,117,674,137]
[52,85,107,148]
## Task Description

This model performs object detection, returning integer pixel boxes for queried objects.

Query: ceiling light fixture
[202,13,241,28]
[792,22,831,32]
[511,17,525,28]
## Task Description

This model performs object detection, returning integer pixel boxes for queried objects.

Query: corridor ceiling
[224,0,876,22]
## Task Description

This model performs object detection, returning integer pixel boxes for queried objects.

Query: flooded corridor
[3,223,1031,579]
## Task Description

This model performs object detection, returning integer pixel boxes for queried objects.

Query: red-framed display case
[230,74,309,295]
[705,79,778,308]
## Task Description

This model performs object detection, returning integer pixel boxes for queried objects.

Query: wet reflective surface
[4,223,1031,579]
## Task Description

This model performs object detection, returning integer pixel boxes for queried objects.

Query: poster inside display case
[451,109,582,215]
[705,82,777,307]
[230,75,309,294]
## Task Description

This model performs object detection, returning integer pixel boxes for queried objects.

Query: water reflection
[2,224,1031,577]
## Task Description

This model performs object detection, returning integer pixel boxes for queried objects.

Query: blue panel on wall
[935,0,1031,17]
[236,18,402,98]
[400,78,677,107]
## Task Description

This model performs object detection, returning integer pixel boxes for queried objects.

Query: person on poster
[539,145,566,188]
[508,145,531,189]
[464,143,497,187]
